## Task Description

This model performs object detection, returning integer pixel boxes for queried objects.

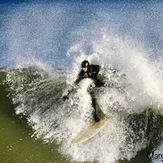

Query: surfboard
[71,117,108,145]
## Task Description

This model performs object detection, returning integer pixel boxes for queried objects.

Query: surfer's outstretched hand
[62,95,69,101]
[62,85,77,101]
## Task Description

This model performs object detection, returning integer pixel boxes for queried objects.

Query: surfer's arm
[62,86,76,101]
[75,71,84,84]
[63,71,83,101]
[91,65,105,87]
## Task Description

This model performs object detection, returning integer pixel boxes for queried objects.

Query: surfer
[63,60,104,122]
[76,60,104,122]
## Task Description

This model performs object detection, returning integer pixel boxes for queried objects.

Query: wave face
[2,2,163,163]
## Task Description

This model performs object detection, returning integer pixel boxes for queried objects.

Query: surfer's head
[81,60,90,72]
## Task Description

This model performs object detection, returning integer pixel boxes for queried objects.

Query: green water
[0,71,69,163]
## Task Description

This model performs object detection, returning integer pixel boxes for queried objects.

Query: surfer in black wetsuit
[76,60,105,122]
[63,60,104,122]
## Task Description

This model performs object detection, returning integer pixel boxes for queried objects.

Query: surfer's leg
[91,92,100,122]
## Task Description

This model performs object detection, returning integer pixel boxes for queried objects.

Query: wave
[0,62,162,163]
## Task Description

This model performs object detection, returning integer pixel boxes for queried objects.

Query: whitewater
[1,1,163,163]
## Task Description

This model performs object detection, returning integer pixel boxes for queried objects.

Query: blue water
[1,1,163,68]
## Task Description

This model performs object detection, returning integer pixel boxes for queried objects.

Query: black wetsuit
[75,65,104,122]
[75,65,103,85]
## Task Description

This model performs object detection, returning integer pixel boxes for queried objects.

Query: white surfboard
[71,117,108,145]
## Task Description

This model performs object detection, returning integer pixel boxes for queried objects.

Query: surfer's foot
[93,114,100,122]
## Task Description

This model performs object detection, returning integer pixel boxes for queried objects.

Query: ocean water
[1,1,163,163]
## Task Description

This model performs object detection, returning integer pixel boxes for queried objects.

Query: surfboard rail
[71,117,108,145]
